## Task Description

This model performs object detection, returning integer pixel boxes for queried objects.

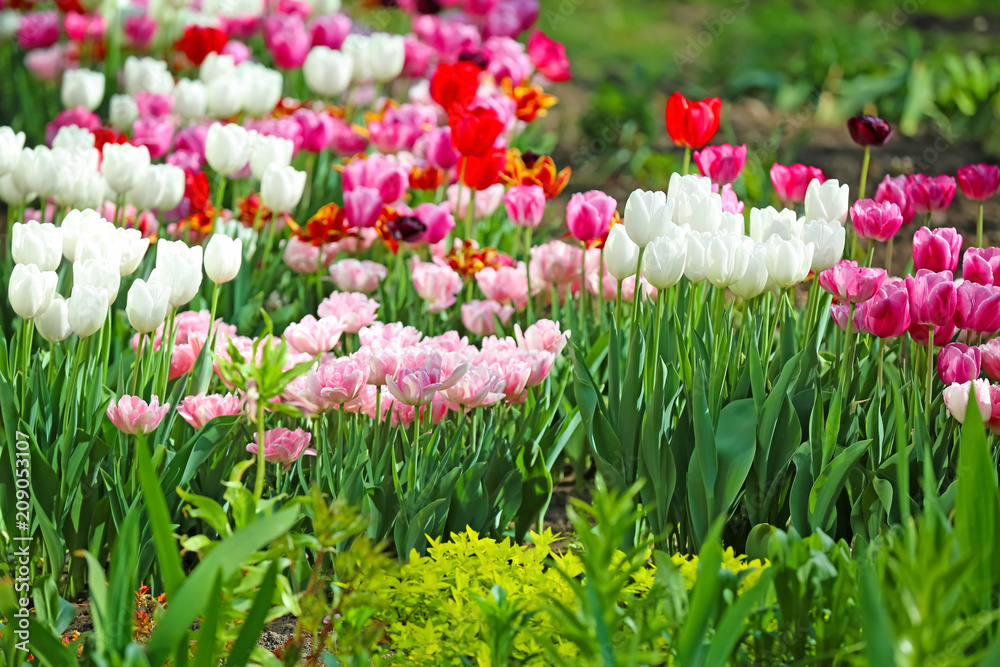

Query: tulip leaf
[713,398,756,517]
[809,438,871,533]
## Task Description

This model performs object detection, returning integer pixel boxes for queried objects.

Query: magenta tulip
[850,199,903,242]
[770,163,824,205]
[344,186,384,229]
[566,190,617,242]
[962,247,1000,286]
[693,144,747,186]
[912,226,961,273]
[957,163,1000,201]
[504,184,546,228]
[818,259,886,303]
[830,303,865,333]
[875,175,916,225]
[862,280,910,338]
[906,174,957,214]
[980,339,1000,381]
[955,281,1000,333]
[909,320,956,348]
[905,269,957,327]
[937,343,981,385]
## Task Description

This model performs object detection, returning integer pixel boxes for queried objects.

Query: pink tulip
[107,395,170,435]
[818,260,886,303]
[938,343,981,385]
[124,14,157,49]
[963,247,1000,286]
[293,109,335,153]
[222,40,252,65]
[476,265,529,308]
[177,393,243,429]
[329,117,368,156]
[344,186,384,229]
[529,240,583,288]
[515,319,570,356]
[850,199,903,242]
[906,269,957,327]
[342,154,409,204]
[359,322,423,348]
[64,12,107,42]
[132,117,175,160]
[174,125,210,164]
[390,395,451,426]
[987,385,1000,434]
[267,16,310,69]
[770,163,824,205]
[461,300,515,336]
[693,144,748,186]
[328,259,388,294]
[955,281,1000,333]
[486,0,539,38]
[875,175,915,225]
[169,344,197,380]
[387,358,469,406]
[442,363,506,408]
[413,15,481,60]
[483,36,532,84]
[411,202,456,244]
[980,339,1000,381]
[284,315,346,355]
[717,183,745,214]
[317,291,380,333]
[830,303,865,334]
[135,92,174,118]
[25,45,66,82]
[909,320,956,348]
[309,13,351,49]
[309,356,370,405]
[566,190,617,242]
[283,237,322,274]
[447,183,506,220]
[422,127,461,171]
[412,260,463,312]
[519,349,556,388]
[942,379,991,424]
[912,226,961,273]
[247,427,315,465]
[527,29,571,82]
[862,281,910,338]
[361,345,403,386]
[46,107,101,145]
[18,11,59,50]
[490,357,532,402]
[906,174,957,214]
[957,163,1000,201]
[504,185,546,228]
[402,36,434,78]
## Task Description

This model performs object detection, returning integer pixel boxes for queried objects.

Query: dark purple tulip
[848,115,893,147]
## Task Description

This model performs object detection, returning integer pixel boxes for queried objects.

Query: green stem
[579,243,589,342]
[629,247,646,341]
[615,279,623,325]
[858,145,871,201]
[524,227,534,322]
[596,247,605,327]
[925,326,935,427]
[682,147,691,176]
[977,201,984,248]
[866,240,875,268]
[131,333,145,396]
[213,176,227,224]
[253,402,267,501]
[207,283,221,349]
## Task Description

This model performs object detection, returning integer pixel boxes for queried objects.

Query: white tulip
[250,134,293,180]
[200,53,236,83]
[61,68,105,111]
[0,173,33,206]
[309,0,341,13]
[23,147,77,200]
[729,242,769,300]
[765,235,815,289]
[204,234,243,284]
[342,34,373,83]
[109,94,139,131]
[260,164,306,213]
[124,56,174,95]
[0,10,19,40]
[719,211,745,235]
[303,46,353,98]
[704,232,753,289]
[12,220,62,271]
[8,264,57,319]
[683,231,712,283]
[642,234,687,289]
[157,164,186,210]
[154,240,204,308]
[239,63,283,117]
[205,123,251,176]
[117,227,151,276]
[804,179,850,225]
[172,79,207,119]
[67,284,109,338]
[52,125,96,156]
[604,223,640,280]
[624,189,674,248]
[74,258,121,303]
[0,126,25,176]
[126,168,166,210]
[666,172,712,203]
[799,218,846,272]
[61,209,114,262]
[35,294,71,343]
[749,206,798,242]
[206,75,246,119]
[127,278,172,334]
[102,143,151,194]
[369,33,406,83]
[68,170,108,210]
[676,191,722,233]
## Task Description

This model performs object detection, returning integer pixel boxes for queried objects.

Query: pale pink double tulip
[177,393,243,429]
[412,260,463,312]
[442,363,506,408]
[309,356,370,405]
[247,427,315,465]
[461,300,515,336]
[317,292,380,333]
[107,395,170,435]
[943,379,991,424]
[329,259,388,294]
[818,260,886,303]
[504,185,546,228]
[515,319,570,356]
[476,265,529,307]
[387,358,469,406]
[359,322,423,348]
[284,315,346,355]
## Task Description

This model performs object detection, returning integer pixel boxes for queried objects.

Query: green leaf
[675,519,724,667]
[135,439,185,596]
[714,398,756,515]
[226,560,281,667]
[702,568,776,667]
[809,439,871,533]
[860,564,896,666]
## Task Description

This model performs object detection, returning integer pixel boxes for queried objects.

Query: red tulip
[905,269,956,327]
[862,280,910,338]
[527,30,571,82]
[693,144,746,186]
[770,163,824,204]
[957,163,1000,201]
[174,26,228,66]
[448,106,504,157]
[430,61,481,111]
[937,342,981,384]
[906,174,957,214]
[912,226,961,273]
[955,281,1000,333]
[847,115,892,147]
[850,199,903,242]
[459,147,506,191]
[962,247,1000,286]
[665,92,720,149]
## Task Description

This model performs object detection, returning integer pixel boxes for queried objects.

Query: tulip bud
[957,163,1000,202]
[239,62,284,117]
[943,379,991,424]
[204,234,243,284]
[154,240,204,308]
[676,191,722,233]
[117,227,151,276]
[604,224,639,280]
[504,184,546,228]
[847,115,892,147]
[693,144,747,186]
[642,233,686,289]
[342,34,373,83]
[303,46,354,97]
[770,163,824,205]
[905,269,957,327]
[67,284,108,337]
[124,56,173,95]
[765,235,814,289]
[205,123,251,176]
[109,94,139,132]
[127,277,172,334]
[683,230,711,283]
[12,220,62,271]
[938,343,981,385]
[704,232,752,289]
[624,189,673,248]
[912,226,961,273]
[664,92,720,149]
[157,164,186,211]
[0,126,26,177]
[249,134,293,180]
[566,190,617,242]
[35,294,71,343]
[74,258,121,304]
[60,208,113,262]
[799,219,845,272]
[102,143,151,194]
[8,263,57,319]
[955,281,1000,333]
[730,242,769,299]
[260,164,306,213]
[749,206,797,241]
[61,68,105,111]
[172,79,207,119]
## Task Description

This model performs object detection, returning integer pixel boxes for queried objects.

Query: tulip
[505,184,545,228]
[387,359,469,406]
[344,186,383,229]
[476,266,529,307]
[850,199,903,243]
[830,303,865,334]
[172,79,207,119]
[909,320,956,348]
[154,240,204,308]
[247,427,316,465]
[804,179,849,224]
[369,32,406,82]
[847,115,892,147]
[729,242,769,299]
[423,127,461,171]
[127,163,173,211]
[0,126,26,177]
[770,163,824,205]
[301,46,353,100]
[906,174,956,216]
[127,278,172,334]
[938,343,981,385]
[818,259,886,303]
[35,294,71,343]
[675,191,722,234]
[527,30,571,82]
[461,300,515,336]
[107,395,171,435]
[8,264,56,319]
[514,319,570,357]
[412,260,463,312]
[957,163,1000,247]
[875,174,915,225]
[117,228,151,277]
[67,284,109,337]
[605,224,640,280]
[642,233,687,290]
[981,339,1000,381]
[448,106,504,157]
[60,209,113,263]
[765,236,814,289]
[204,235,243,284]
[913,226,961,273]
[249,134,293,180]
[101,143,151,195]
[239,64,284,117]
[693,144,747,186]
[12,220,62,271]
[61,68,105,111]
[177,393,243,430]
[109,94,139,131]
[664,92,720,153]
[261,164,306,214]
[74,258,121,304]
[624,189,673,248]
[205,123,251,176]
[443,363,506,408]
[943,379,991,424]
[905,269,957,327]
[862,281,910,338]
[309,356,370,405]
[799,219,846,272]
[749,206,797,242]
[329,259,388,294]
[955,281,1000,334]
[704,232,752,289]
[566,190,617,243]
[341,33,374,83]
[206,76,246,118]
[283,315,346,355]
[683,231,712,283]
[963,247,1000,287]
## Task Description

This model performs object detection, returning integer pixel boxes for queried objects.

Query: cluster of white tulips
[608,174,850,299]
